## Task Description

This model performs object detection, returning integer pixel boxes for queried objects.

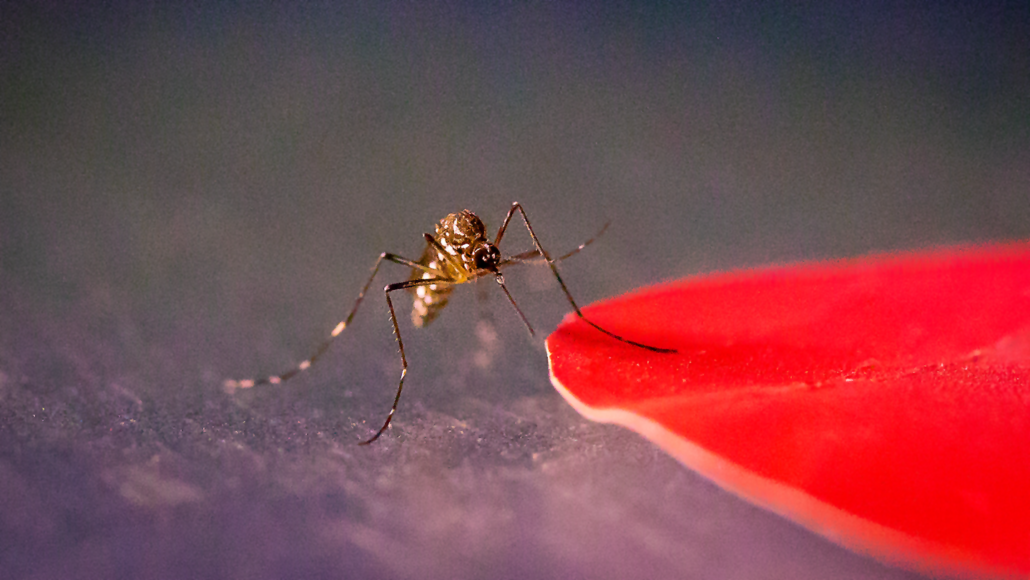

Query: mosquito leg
[498,221,610,268]
[500,202,676,354]
[224,252,442,392]
[493,275,535,336]
[359,277,454,445]
[494,219,611,336]
[493,201,521,246]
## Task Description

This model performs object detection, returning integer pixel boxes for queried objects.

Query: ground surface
[2,2,1027,579]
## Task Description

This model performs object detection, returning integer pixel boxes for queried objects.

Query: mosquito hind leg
[359,276,455,445]
[224,252,440,393]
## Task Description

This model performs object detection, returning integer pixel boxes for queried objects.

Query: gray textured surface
[2,2,1028,579]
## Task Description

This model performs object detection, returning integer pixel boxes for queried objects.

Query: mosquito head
[472,242,501,272]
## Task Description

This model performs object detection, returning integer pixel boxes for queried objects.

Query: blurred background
[1,1,1027,578]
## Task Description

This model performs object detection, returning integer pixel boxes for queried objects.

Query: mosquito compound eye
[473,245,500,270]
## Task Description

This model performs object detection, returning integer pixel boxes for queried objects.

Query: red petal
[547,243,1030,577]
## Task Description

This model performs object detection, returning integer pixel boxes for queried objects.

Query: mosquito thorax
[436,210,487,245]
[435,210,495,272]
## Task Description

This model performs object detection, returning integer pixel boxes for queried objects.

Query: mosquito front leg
[224,252,440,392]
[359,277,454,445]
[497,202,676,354]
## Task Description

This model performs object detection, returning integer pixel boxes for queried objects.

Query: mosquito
[225,202,674,444]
